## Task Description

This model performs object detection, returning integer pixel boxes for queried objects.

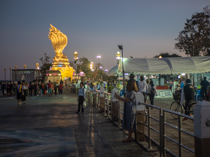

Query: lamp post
[96,55,101,68]
[118,45,125,95]
[9,67,12,81]
[90,62,94,71]
[14,65,17,81]
[116,51,121,64]
[74,51,78,79]
[36,63,39,69]
[4,68,6,82]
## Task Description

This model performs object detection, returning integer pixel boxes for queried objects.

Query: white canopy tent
[118,56,210,75]
[107,65,118,76]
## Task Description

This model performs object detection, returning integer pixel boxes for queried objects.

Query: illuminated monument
[47,24,74,81]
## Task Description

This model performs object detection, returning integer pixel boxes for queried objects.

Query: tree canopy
[175,6,210,56]
[154,52,181,58]
[40,53,52,77]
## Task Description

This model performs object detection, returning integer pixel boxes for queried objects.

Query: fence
[86,90,195,157]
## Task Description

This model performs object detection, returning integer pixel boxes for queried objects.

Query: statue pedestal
[45,70,62,83]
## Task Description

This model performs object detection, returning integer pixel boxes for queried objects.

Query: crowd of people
[0,80,65,106]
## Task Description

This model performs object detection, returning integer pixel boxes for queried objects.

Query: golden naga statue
[49,24,68,57]
[48,24,74,80]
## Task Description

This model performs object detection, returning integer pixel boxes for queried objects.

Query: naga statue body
[49,24,68,58]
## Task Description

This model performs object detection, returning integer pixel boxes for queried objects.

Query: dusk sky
[0,0,209,80]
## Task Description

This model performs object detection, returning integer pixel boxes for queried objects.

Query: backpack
[151,87,156,95]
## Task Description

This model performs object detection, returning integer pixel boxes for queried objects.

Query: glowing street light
[74,51,79,78]
[116,51,121,64]
[74,51,78,60]
[36,63,39,69]
[90,62,94,70]
[96,55,101,64]
[159,56,162,58]
[118,45,125,95]
[105,69,108,72]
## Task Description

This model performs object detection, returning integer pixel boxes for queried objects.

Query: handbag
[83,101,86,108]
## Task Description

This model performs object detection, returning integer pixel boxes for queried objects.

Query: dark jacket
[184,84,194,100]
[201,80,209,89]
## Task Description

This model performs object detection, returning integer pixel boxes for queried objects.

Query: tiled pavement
[0,93,158,157]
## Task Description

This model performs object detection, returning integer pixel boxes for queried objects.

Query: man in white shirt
[138,76,148,103]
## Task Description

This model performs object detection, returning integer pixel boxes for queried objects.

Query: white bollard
[194,101,210,157]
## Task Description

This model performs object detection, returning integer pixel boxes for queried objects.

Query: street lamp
[36,63,39,69]
[116,51,121,64]
[118,45,125,95]
[4,68,6,82]
[74,51,79,79]
[90,62,94,70]
[96,55,101,68]
[14,65,17,81]
[24,64,27,69]
[9,67,12,81]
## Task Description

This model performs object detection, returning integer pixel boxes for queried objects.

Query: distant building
[12,69,42,83]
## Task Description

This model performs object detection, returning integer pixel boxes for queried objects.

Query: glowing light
[74,51,78,60]
[159,56,162,58]
[116,51,121,60]
[90,62,94,70]
[99,66,102,69]
[181,73,185,76]
[96,56,101,59]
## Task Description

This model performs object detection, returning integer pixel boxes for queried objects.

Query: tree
[40,53,52,79]
[175,6,210,56]
[77,57,93,79]
[154,52,181,58]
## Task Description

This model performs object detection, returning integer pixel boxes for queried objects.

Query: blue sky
[0,0,209,80]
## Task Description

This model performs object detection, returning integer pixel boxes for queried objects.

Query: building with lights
[12,69,42,83]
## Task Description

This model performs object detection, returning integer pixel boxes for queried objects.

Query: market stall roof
[107,65,118,76]
[164,56,210,74]
[118,56,210,75]
[118,58,172,74]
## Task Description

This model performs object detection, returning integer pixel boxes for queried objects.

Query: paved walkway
[0,93,158,157]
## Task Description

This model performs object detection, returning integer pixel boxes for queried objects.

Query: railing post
[159,108,163,157]
[178,115,182,157]
[148,107,152,149]
[194,101,210,157]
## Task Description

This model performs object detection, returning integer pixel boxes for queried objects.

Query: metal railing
[86,90,195,157]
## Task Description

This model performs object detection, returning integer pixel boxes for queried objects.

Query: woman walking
[115,74,138,142]
[21,81,28,104]
[76,82,85,114]
[148,80,156,106]
[16,81,22,106]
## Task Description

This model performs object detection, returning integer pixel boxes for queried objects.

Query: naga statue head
[49,24,68,56]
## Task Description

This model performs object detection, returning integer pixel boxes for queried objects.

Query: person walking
[138,76,148,103]
[16,81,22,106]
[48,80,53,97]
[76,82,85,114]
[21,81,28,104]
[148,80,156,106]
[59,83,63,94]
[115,74,138,142]
[183,79,194,121]
[201,77,209,100]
